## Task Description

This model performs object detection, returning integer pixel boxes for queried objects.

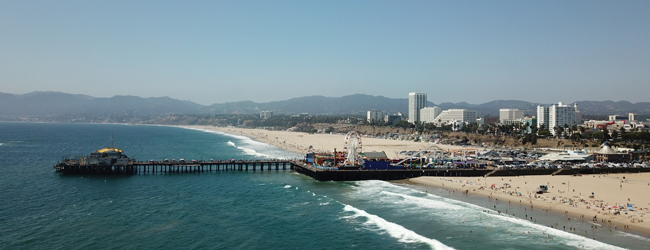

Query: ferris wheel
[343,131,363,164]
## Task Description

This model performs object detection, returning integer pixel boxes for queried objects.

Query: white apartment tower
[420,106,442,124]
[367,110,384,123]
[536,102,579,135]
[536,105,549,130]
[499,109,524,123]
[408,92,427,124]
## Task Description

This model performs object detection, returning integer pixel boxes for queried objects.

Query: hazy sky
[1,1,649,105]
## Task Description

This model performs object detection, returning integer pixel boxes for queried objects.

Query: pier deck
[55,160,295,174]
[55,159,650,181]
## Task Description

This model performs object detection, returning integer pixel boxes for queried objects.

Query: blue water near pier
[0,122,648,249]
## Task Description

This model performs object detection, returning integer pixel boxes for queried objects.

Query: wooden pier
[55,160,297,175]
[55,159,650,181]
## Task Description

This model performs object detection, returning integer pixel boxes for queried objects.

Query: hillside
[0,92,204,116]
[1,91,649,117]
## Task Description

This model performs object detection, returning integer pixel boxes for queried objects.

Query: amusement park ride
[343,131,363,166]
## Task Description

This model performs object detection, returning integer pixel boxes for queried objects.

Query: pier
[55,160,296,175]
[54,159,650,181]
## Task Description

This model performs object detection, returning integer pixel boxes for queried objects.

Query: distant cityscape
[353,92,650,137]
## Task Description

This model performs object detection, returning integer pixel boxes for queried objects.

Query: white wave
[380,190,465,211]
[0,143,3,146]
[236,146,275,158]
[180,126,297,159]
[354,180,625,250]
[284,185,291,189]
[342,205,455,250]
[615,231,650,241]
[483,213,625,250]
[320,202,330,206]
[226,140,275,158]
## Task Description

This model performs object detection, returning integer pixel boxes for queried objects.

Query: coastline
[175,124,650,239]
[181,125,482,156]
[404,174,650,237]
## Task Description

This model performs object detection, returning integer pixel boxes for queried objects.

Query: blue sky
[1,1,649,105]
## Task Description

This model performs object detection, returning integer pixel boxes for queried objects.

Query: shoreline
[180,125,484,156]
[171,124,650,239]
[404,174,650,238]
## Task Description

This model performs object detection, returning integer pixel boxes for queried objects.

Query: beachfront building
[432,109,477,126]
[260,111,273,119]
[537,105,550,129]
[499,109,524,123]
[367,110,384,123]
[384,113,403,124]
[537,102,579,135]
[593,143,631,162]
[408,92,427,124]
[584,113,649,132]
[420,106,442,124]
[523,116,537,134]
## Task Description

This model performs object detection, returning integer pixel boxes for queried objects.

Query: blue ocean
[0,122,648,249]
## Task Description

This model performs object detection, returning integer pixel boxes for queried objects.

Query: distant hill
[0,91,204,116]
[201,94,411,115]
[202,96,650,116]
[1,91,649,117]
[575,100,650,116]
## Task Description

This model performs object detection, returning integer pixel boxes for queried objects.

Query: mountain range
[1,92,649,117]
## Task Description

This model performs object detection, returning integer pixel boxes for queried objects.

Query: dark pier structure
[55,159,650,181]
[55,160,296,175]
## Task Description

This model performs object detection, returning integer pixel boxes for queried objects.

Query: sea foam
[341,204,455,250]
[353,180,626,250]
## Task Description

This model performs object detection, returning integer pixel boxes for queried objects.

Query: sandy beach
[407,173,650,237]
[185,125,480,157]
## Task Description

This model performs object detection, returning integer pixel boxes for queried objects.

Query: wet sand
[408,173,650,237]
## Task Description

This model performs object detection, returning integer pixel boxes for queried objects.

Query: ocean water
[0,122,648,250]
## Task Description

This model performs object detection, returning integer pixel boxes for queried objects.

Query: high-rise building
[574,103,582,124]
[537,105,550,130]
[499,109,524,123]
[433,109,477,125]
[420,106,442,124]
[367,110,384,123]
[408,92,427,124]
[537,102,579,135]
